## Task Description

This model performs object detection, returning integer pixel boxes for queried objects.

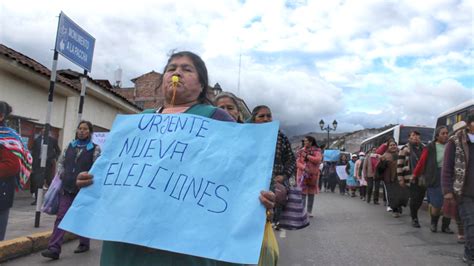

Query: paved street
[3,191,466,266]
[277,191,464,266]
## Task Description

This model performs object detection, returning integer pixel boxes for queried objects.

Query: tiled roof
[56,69,142,110]
[91,79,113,89]
[0,44,78,91]
[0,43,140,110]
[130,70,161,83]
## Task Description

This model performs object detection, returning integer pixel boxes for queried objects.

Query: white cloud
[0,0,472,136]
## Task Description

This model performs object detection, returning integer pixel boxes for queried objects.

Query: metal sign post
[35,50,59,227]
[35,12,95,227]
[78,69,88,123]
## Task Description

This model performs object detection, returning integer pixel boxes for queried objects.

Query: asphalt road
[3,191,466,266]
[277,191,465,266]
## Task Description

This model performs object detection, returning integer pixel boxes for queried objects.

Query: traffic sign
[55,12,95,71]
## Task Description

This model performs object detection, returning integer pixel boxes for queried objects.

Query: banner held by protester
[60,113,279,264]
[336,165,348,180]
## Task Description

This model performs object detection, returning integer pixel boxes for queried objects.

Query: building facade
[0,43,141,150]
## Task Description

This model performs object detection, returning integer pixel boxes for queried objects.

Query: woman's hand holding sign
[77,171,93,188]
[259,190,276,209]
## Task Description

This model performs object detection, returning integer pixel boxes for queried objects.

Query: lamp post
[319,119,338,149]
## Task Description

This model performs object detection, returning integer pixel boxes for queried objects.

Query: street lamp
[319,119,337,148]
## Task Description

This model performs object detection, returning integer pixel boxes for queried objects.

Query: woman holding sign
[41,121,101,260]
[76,51,276,266]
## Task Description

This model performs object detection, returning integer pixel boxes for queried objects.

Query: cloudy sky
[1,0,472,136]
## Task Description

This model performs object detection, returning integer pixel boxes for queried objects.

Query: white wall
[0,69,67,129]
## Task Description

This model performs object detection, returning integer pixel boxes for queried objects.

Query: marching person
[346,154,359,197]
[363,147,380,204]
[413,126,453,233]
[338,154,348,195]
[296,136,322,217]
[442,114,474,264]
[397,130,425,228]
[378,140,401,217]
[355,152,366,200]
[30,128,60,205]
[0,101,32,241]
[41,121,101,260]
[249,105,295,229]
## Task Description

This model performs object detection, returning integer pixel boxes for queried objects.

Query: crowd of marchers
[318,118,474,264]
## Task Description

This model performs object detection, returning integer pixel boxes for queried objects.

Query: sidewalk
[0,190,74,262]
[4,190,55,240]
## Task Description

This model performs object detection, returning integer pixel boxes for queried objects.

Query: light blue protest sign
[323,149,340,162]
[59,113,279,264]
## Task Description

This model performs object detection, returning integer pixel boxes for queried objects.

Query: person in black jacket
[30,129,60,205]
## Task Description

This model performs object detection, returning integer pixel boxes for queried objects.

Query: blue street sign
[55,12,95,72]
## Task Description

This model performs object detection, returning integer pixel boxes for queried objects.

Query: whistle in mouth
[172,76,179,86]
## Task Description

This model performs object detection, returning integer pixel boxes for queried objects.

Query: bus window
[447,115,456,126]
[458,111,467,123]
[399,127,434,146]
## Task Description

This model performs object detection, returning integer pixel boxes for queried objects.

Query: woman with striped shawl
[0,101,32,240]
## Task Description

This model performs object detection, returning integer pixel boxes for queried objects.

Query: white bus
[435,99,474,134]
[360,125,434,153]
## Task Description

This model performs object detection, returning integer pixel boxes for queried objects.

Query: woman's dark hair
[76,120,94,140]
[160,51,211,104]
[305,136,318,147]
[0,101,13,116]
[387,139,398,147]
[0,101,12,125]
[434,125,448,141]
[214,93,240,111]
[214,92,243,122]
[250,105,270,122]
[340,154,347,163]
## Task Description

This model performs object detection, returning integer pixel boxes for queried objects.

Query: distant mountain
[289,132,346,150]
[290,124,397,152]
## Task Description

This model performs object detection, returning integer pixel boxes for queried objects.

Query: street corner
[0,236,33,263]
[27,231,76,253]
[28,231,52,253]
[0,231,77,263]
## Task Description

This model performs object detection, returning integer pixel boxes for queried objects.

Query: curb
[0,231,76,263]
